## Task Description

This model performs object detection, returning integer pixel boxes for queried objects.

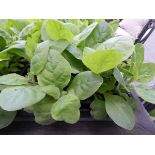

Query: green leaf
[0,86,46,111]
[45,20,73,42]
[96,36,135,61]
[0,49,10,62]
[82,50,123,74]
[84,21,114,47]
[130,43,144,78]
[51,93,80,124]
[1,40,27,59]
[105,94,135,130]
[18,23,36,39]
[0,28,12,50]
[25,31,40,60]
[40,85,60,100]
[73,22,98,45]
[134,86,155,104]
[62,50,85,74]
[136,63,155,83]
[98,76,116,94]
[0,108,16,129]
[67,44,83,59]
[0,36,7,51]
[49,40,69,53]
[90,98,107,120]
[64,23,80,35]
[68,19,88,32]
[32,96,55,125]
[41,20,50,41]
[109,20,119,32]
[30,41,50,75]
[131,43,144,69]
[0,28,12,43]
[37,49,71,89]
[68,71,103,100]
[113,67,129,91]
[0,73,28,85]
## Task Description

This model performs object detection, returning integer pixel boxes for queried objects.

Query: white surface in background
[119,19,149,38]
[115,27,133,37]
[144,29,155,63]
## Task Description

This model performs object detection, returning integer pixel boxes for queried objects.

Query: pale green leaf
[82,50,123,74]
[68,71,103,100]
[0,108,16,129]
[0,73,28,85]
[45,20,73,42]
[37,49,71,89]
[30,41,50,75]
[105,94,135,130]
[135,86,155,104]
[0,86,46,111]
[51,93,80,124]
[41,85,60,100]
[96,36,135,61]
[90,98,107,120]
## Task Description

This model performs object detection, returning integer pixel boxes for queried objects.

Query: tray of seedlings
[0,19,155,134]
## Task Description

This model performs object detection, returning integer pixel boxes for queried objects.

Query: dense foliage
[0,19,155,130]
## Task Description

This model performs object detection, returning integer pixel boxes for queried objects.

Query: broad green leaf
[105,94,135,130]
[118,66,133,77]
[30,41,50,75]
[0,108,16,129]
[134,86,155,104]
[51,93,80,124]
[136,63,155,83]
[49,40,69,53]
[25,28,41,60]
[96,36,135,61]
[131,43,144,69]
[62,50,85,74]
[64,23,80,35]
[18,23,36,39]
[73,22,98,45]
[0,28,12,43]
[98,76,116,94]
[0,36,6,51]
[2,40,27,59]
[0,73,28,85]
[0,28,12,50]
[85,21,114,47]
[109,20,119,32]
[32,96,55,125]
[67,44,83,59]
[68,19,88,32]
[41,20,50,41]
[90,98,107,120]
[41,85,60,100]
[83,47,95,56]
[45,20,73,42]
[0,49,10,61]
[82,50,123,74]
[130,43,144,77]
[37,49,71,89]
[113,67,129,91]
[0,86,46,111]
[0,19,28,35]
[68,71,103,100]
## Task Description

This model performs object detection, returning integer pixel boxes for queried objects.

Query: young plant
[0,19,154,130]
